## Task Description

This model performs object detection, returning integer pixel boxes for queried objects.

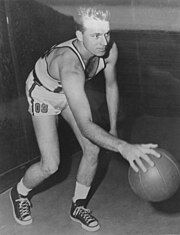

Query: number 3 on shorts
[35,103,48,113]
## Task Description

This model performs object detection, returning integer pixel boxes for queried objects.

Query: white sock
[17,178,32,196]
[73,181,90,203]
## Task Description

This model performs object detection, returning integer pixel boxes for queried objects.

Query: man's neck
[75,40,96,65]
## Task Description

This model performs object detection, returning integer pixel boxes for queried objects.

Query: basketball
[128,148,180,202]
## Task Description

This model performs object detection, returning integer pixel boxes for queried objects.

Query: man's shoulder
[108,40,118,54]
[104,41,118,64]
[50,48,82,76]
[52,46,79,63]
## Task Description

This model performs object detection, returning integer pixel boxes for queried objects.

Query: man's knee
[40,158,60,177]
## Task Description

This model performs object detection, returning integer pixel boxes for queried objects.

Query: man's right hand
[118,142,161,172]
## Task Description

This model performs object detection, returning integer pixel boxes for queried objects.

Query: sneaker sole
[9,190,32,226]
[70,216,100,232]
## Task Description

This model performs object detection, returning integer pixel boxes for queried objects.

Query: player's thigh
[32,115,60,163]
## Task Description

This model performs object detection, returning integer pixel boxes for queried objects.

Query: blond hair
[74,5,110,32]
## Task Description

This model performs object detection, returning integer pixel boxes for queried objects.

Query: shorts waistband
[32,69,62,93]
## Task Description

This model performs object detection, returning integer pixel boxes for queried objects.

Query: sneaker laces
[16,197,31,219]
[73,206,97,224]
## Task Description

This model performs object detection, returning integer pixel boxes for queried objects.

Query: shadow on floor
[151,188,180,214]
[29,152,73,199]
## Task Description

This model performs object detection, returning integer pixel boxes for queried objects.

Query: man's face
[82,18,110,57]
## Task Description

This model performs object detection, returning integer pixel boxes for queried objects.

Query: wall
[36,0,180,31]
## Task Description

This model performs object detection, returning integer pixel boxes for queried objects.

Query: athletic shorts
[25,71,68,116]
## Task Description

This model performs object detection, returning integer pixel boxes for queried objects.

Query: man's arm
[104,42,119,136]
[60,50,122,152]
[58,50,160,172]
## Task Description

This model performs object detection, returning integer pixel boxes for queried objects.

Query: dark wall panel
[5,0,75,161]
[0,0,28,175]
[137,30,180,116]
[0,0,76,192]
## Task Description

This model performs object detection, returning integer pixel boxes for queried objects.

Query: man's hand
[118,143,161,172]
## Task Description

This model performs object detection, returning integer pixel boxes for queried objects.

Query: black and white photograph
[0,0,180,234]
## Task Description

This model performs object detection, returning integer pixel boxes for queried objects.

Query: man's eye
[93,34,100,39]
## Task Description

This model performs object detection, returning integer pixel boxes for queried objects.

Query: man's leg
[61,106,100,232]
[10,115,60,225]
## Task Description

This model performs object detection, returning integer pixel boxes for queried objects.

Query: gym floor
[0,115,180,235]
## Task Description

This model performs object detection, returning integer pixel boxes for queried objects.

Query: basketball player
[9,5,160,232]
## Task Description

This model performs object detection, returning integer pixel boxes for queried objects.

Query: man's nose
[101,35,108,46]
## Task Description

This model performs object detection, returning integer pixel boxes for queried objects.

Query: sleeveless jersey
[33,38,105,93]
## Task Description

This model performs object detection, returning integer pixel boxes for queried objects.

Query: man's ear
[76,30,83,41]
